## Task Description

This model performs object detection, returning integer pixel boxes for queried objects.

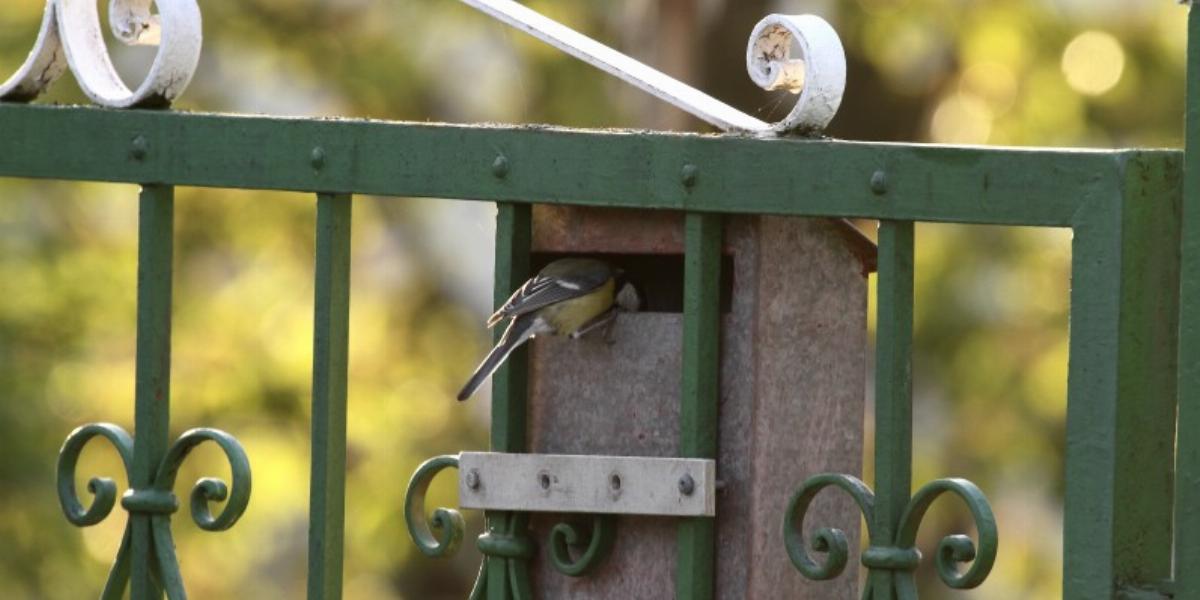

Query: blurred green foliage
[0,0,1188,598]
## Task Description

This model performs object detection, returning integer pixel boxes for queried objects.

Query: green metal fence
[3,4,1200,600]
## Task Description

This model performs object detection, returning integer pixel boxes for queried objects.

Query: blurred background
[0,0,1187,598]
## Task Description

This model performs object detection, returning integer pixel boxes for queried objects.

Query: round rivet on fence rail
[465,469,481,490]
[678,473,695,496]
[681,164,699,188]
[130,135,148,161]
[310,146,326,171]
[492,155,510,179]
[870,170,888,196]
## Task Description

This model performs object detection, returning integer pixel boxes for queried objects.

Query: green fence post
[869,220,914,600]
[485,202,532,600]
[1177,4,1200,597]
[130,184,175,600]
[677,212,722,600]
[307,193,353,599]
[1064,153,1180,598]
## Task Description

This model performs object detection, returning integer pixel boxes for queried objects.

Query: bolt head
[678,474,695,496]
[130,135,148,160]
[465,470,480,490]
[870,170,888,195]
[310,147,326,170]
[681,164,699,188]
[492,155,510,179]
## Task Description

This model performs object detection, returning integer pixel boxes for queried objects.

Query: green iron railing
[2,1,1198,599]
[0,104,1182,600]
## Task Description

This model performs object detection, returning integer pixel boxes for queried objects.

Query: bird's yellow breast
[540,278,614,335]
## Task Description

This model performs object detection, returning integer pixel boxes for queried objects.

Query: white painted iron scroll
[0,0,201,108]
[462,0,846,135]
[746,14,846,134]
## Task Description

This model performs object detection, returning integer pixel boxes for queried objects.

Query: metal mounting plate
[458,452,716,517]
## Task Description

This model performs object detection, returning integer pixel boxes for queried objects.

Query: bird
[456,258,640,401]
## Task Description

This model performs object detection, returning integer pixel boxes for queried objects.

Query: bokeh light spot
[930,93,993,144]
[961,62,1018,116]
[1061,31,1125,96]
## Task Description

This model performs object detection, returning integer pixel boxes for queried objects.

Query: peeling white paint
[746,14,846,133]
[0,0,201,108]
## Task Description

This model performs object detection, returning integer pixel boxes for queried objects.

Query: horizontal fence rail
[0,104,1172,227]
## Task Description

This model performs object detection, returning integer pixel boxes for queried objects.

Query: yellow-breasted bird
[456,258,640,401]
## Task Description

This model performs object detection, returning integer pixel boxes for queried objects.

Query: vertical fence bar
[490,202,531,455]
[307,193,353,599]
[1178,5,1200,597]
[869,220,914,600]
[1065,154,1180,598]
[677,212,722,600]
[486,202,532,600]
[130,184,174,600]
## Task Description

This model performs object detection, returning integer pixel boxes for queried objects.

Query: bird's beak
[616,281,642,312]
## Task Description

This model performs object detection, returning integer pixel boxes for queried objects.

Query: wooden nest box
[521,205,876,598]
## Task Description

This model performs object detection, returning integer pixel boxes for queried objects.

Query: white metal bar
[459,452,717,517]
[461,0,770,133]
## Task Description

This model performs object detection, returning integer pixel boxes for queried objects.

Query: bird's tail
[457,315,542,401]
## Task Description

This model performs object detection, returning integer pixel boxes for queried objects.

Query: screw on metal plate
[870,170,888,196]
[455,453,715,516]
[465,469,481,490]
[310,146,326,171]
[129,135,148,161]
[492,155,510,179]
[678,473,695,496]
[681,164,699,188]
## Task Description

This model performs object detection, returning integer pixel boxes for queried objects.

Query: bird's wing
[458,313,553,400]
[486,268,610,327]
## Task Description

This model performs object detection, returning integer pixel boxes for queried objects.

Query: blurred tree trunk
[655,0,702,130]
[697,0,769,119]
[616,0,766,131]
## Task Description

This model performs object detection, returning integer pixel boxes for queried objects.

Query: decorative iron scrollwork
[404,454,467,559]
[471,512,535,600]
[56,423,251,600]
[783,473,877,582]
[404,454,619,594]
[548,514,616,577]
[745,14,846,134]
[1,0,201,107]
[784,474,997,598]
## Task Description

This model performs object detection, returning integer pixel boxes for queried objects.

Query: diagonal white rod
[461,0,769,133]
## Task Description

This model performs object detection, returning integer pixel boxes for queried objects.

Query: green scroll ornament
[784,474,997,599]
[56,423,251,600]
[404,454,617,598]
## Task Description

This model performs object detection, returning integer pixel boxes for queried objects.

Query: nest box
[520,205,876,598]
